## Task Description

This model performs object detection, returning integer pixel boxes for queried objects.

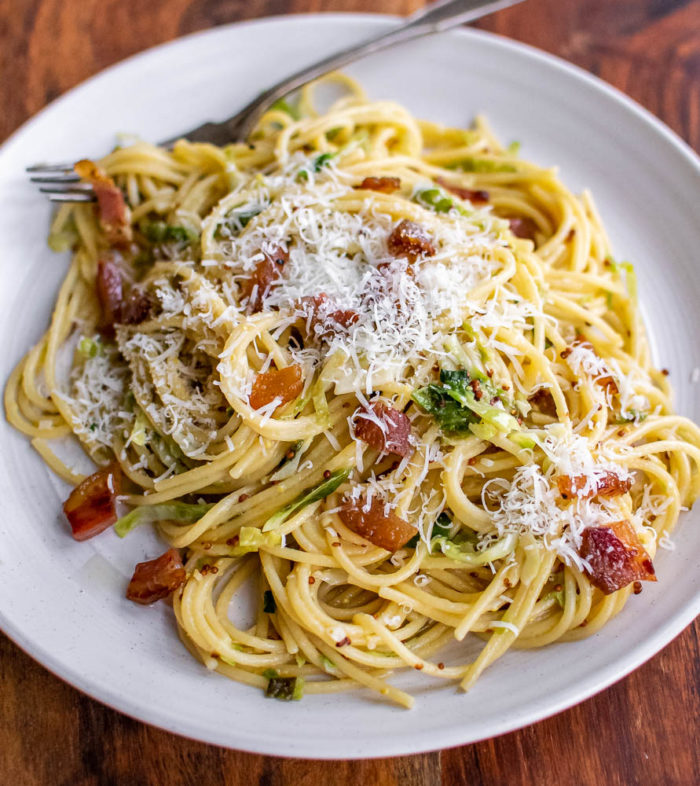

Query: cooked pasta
[5,75,700,708]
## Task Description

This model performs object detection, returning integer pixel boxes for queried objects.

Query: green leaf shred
[262,469,350,532]
[114,501,214,538]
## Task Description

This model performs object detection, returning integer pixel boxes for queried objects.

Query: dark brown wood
[1,1,698,784]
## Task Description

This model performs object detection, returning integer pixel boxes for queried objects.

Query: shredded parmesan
[566,342,649,417]
[482,428,634,570]
[490,621,520,635]
[63,342,133,449]
[210,156,503,393]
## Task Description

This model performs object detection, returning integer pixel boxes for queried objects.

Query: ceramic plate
[0,14,698,758]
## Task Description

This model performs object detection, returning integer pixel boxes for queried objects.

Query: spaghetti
[5,76,700,708]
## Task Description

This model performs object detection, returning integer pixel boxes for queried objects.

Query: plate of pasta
[0,13,699,758]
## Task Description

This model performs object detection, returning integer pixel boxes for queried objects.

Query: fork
[27,0,524,203]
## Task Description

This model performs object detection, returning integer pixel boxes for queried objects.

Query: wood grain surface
[1,1,698,784]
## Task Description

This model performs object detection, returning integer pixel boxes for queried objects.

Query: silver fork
[28,0,524,203]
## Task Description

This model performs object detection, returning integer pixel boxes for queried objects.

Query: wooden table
[1,1,698,783]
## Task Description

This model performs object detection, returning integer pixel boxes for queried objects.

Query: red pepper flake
[437,662,445,670]
[633,581,643,595]
[335,636,351,648]
[238,494,249,503]
[308,576,316,585]
[661,368,670,376]
[226,535,240,546]
[323,470,332,480]
[413,663,424,671]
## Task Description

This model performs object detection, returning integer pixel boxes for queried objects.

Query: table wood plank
[0,1,698,783]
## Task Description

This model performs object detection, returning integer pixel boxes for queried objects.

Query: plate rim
[0,12,698,758]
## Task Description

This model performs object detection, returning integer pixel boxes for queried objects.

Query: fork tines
[26,163,77,173]
[43,192,96,202]
[27,164,95,202]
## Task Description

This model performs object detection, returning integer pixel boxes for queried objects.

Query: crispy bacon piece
[357,176,401,194]
[580,520,656,594]
[126,548,186,605]
[436,177,489,205]
[353,400,413,458]
[96,256,123,330]
[75,159,132,245]
[241,244,289,313]
[63,462,121,541]
[96,257,151,330]
[508,217,538,241]
[558,471,633,501]
[249,365,304,410]
[528,388,557,417]
[299,293,359,340]
[338,497,417,552]
[120,288,152,325]
[387,219,436,263]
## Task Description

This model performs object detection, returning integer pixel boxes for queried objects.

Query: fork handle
[177,0,524,145]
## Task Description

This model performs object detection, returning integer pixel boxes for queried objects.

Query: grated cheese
[63,341,133,450]
[211,156,503,394]
[490,621,520,635]
[482,428,634,570]
[565,342,649,417]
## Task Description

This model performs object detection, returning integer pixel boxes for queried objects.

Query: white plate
[0,14,698,759]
